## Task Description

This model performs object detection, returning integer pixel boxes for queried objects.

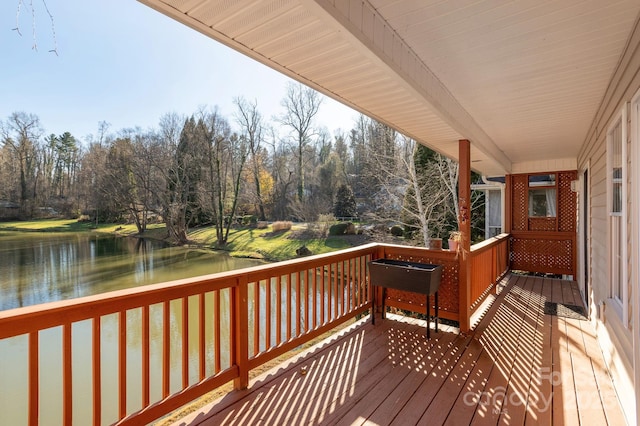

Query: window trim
[630,86,640,420]
[606,105,628,326]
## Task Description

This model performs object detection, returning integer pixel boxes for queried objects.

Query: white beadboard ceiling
[139,0,640,176]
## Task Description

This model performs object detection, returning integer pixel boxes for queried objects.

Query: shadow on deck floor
[173,274,626,426]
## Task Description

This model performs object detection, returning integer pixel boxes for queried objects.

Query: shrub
[256,221,269,229]
[272,221,292,232]
[242,215,257,226]
[389,225,404,237]
[329,222,356,235]
[318,213,336,224]
[317,213,336,236]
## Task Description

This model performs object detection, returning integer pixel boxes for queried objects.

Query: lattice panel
[529,217,556,231]
[558,171,577,232]
[510,237,574,275]
[383,254,459,314]
[511,174,528,231]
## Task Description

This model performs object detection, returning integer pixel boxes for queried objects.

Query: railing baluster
[214,290,221,374]
[199,294,205,381]
[356,257,360,307]
[340,261,345,316]
[265,279,271,350]
[28,331,38,426]
[276,276,282,345]
[312,267,317,330]
[349,258,354,311]
[332,263,337,320]
[118,310,127,420]
[320,265,325,325]
[162,301,170,398]
[92,318,101,426]
[182,297,189,389]
[286,274,292,341]
[360,255,366,306]
[63,323,72,425]
[296,271,301,337]
[142,305,150,409]
[306,270,311,333]
[253,282,259,356]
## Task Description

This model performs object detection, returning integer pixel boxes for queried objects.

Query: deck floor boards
[174,274,626,426]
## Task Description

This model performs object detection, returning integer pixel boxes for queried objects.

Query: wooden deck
[173,274,626,426]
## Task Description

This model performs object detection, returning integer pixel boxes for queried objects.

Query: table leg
[435,291,439,333]
[371,284,375,325]
[426,294,431,339]
[382,287,387,319]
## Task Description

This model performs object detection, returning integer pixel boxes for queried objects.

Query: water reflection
[0,231,259,310]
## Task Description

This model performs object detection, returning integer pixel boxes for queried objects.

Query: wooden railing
[0,244,377,426]
[0,238,510,425]
[469,234,510,314]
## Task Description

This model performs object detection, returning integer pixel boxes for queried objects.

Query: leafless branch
[13,0,58,55]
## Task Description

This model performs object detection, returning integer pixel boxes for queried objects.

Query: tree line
[0,83,484,245]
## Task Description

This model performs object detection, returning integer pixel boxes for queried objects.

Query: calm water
[0,231,261,310]
[0,231,263,425]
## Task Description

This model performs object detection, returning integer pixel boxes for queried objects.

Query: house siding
[577,13,640,425]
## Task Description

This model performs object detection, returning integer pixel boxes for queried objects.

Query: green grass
[189,224,351,261]
[0,219,352,262]
[0,218,107,232]
[0,219,166,235]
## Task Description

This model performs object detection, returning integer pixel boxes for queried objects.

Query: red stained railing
[469,234,510,314]
[0,238,509,425]
[0,244,377,425]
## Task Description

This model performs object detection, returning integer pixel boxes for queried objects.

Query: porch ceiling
[139,0,640,176]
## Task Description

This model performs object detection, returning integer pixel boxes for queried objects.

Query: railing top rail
[0,243,381,339]
[377,243,458,260]
[470,233,510,254]
[246,243,379,280]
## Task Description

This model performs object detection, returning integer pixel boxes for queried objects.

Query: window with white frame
[607,107,627,323]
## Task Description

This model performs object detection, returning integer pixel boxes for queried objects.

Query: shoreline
[0,219,361,263]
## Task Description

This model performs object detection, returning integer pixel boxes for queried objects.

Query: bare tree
[264,126,293,220]
[145,114,183,235]
[276,82,322,202]
[199,108,249,245]
[234,97,267,220]
[99,136,139,226]
[0,112,43,215]
[371,135,454,247]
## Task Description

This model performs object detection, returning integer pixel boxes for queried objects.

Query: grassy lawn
[0,219,166,235]
[188,223,351,261]
[0,219,353,261]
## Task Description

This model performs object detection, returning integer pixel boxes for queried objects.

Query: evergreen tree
[334,184,357,218]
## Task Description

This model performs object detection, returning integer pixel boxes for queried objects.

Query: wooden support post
[504,174,513,275]
[504,174,513,233]
[458,139,471,333]
[372,244,386,320]
[233,277,249,390]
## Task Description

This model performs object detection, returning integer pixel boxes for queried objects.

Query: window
[528,174,556,217]
[607,106,627,323]
[528,189,556,217]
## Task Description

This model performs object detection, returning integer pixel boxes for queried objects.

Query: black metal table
[369,259,443,339]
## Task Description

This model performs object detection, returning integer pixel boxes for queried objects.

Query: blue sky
[1,0,358,142]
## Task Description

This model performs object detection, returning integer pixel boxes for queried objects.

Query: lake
[0,231,264,425]
[0,231,262,311]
